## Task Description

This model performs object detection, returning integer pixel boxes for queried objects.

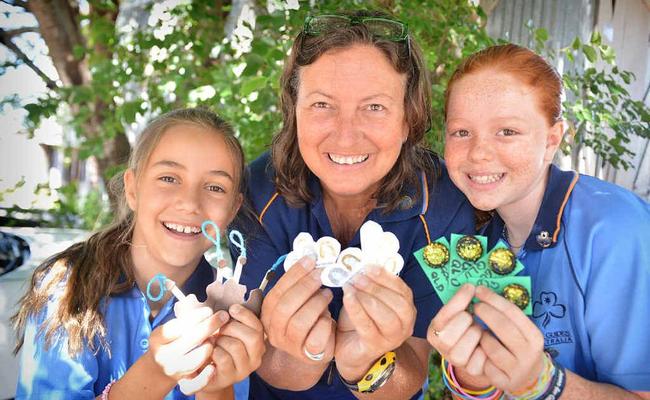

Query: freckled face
[125,124,242,272]
[295,44,408,201]
[444,70,562,214]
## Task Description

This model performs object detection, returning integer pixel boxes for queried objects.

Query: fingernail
[320,288,333,299]
[300,256,315,270]
[353,274,369,288]
[218,311,230,323]
[310,268,323,282]
[367,265,381,277]
[230,304,242,315]
[343,284,355,298]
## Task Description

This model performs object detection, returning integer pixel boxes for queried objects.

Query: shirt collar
[115,256,213,302]
[486,164,579,251]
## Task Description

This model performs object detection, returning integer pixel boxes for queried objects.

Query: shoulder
[424,161,475,234]
[565,175,650,236]
[246,151,279,213]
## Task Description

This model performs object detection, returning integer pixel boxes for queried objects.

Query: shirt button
[140,338,149,349]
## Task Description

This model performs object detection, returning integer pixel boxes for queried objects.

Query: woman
[237,11,475,399]
[428,44,650,399]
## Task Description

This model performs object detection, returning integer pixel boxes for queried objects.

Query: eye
[206,184,225,193]
[312,101,329,109]
[368,104,385,111]
[450,129,470,138]
[498,128,520,136]
[159,176,177,184]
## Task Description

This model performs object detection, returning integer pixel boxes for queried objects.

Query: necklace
[502,225,526,249]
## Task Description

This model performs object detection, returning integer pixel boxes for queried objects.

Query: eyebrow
[151,160,234,181]
[304,91,396,102]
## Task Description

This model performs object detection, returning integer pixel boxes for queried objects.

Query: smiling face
[295,44,408,202]
[444,70,562,216]
[124,123,242,277]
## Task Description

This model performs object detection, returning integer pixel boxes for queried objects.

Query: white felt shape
[315,236,340,265]
[337,247,364,273]
[382,253,404,275]
[293,232,316,253]
[360,220,384,254]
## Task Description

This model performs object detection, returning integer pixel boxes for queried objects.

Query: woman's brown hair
[12,107,246,357]
[444,43,563,126]
[272,10,438,212]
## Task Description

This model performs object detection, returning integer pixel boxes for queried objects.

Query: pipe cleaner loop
[271,254,287,272]
[202,220,223,261]
[229,229,246,258]
[146,273,168,302]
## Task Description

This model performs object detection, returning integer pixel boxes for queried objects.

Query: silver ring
[303,346,325,361]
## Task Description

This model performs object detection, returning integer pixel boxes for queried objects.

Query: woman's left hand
[473,285,545,393]
[335,265,416,381]
[179,304,266,395]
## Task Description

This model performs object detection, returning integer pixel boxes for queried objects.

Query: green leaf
[240,76,268,97]
[582,45,597,63]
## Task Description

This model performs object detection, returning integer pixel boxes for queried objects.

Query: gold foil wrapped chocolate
[488,248,516,275]
[456,235,483,262]
[502,283,530,310]
[423,242,449,268]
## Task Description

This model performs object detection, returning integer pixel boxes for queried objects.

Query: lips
[328,153,369,165]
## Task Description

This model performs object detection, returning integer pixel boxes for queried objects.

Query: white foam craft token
[321,264,354,287]
[315,236,340,265]
[338,247,364,272]
[284,221,404,287]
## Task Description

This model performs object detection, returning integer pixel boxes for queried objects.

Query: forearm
[105,350,176,399]
[562,370,650,400]
[339,340,429,400]
[255,342,330,391]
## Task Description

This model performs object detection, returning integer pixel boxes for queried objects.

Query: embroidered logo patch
[533,291,566,328]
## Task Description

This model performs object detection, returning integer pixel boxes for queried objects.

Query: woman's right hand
[261,256,335,364]
[147,297,230,381]
[427,284,491,388]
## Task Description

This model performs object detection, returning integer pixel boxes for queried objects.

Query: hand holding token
[426,284,491,387]
[261,255,335,364]
[335,265,415,380]
[473,285,545,393]
[182,304,266,395]
[147,298,229,383]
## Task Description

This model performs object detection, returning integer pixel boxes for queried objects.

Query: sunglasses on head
[303,14,409,42]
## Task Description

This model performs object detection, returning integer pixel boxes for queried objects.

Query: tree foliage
[3,0,648,223]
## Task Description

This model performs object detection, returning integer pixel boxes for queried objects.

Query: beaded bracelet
[440,356,503,400]
[101,380,116,400]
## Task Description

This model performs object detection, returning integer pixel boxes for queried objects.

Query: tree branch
[0,28,57,89]
[3,27,39,38]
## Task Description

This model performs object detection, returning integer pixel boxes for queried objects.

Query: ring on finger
[303,346,325,361]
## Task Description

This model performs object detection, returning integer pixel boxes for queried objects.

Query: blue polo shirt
[483,165,650,391]
[237,151,475,399]
[17,258,215,400]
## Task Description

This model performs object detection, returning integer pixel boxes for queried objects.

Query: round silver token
[320,264,353,287]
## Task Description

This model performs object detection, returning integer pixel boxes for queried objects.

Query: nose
[174,186,201,214]
[467,135,493,163]
[333,109,363,145]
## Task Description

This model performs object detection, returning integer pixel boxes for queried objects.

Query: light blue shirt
[17,258,215,399]
[484,165,650,391]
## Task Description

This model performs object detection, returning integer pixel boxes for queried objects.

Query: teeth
[469,174,503,184]
[164,222,201,234]
[329,153,369,165]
